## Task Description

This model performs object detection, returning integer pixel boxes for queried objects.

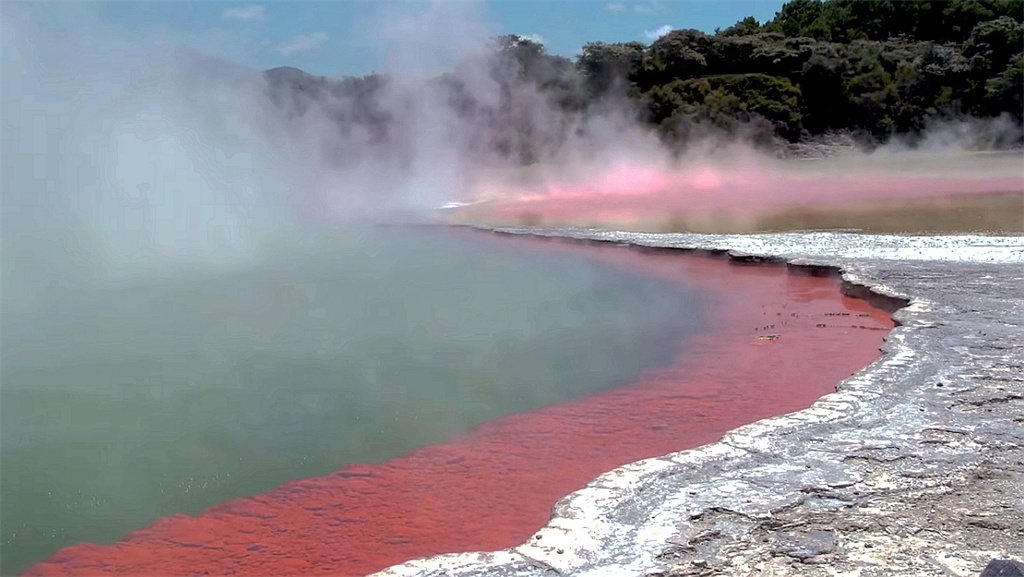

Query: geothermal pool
[12,231,895,577]
[1,228,705,575]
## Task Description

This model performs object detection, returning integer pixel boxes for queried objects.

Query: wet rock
[770,530,837,561]
[980,559,1024,577]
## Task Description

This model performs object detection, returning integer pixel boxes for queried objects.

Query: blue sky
[17,1,787,77]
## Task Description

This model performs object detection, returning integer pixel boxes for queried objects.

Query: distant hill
[262,0,1023,157]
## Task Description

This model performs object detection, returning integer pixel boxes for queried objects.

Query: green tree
[942,0,996,42]
[798,54,849,132]
[717,16,762,37]
[576,41,646,97]
[985,53,1024,120]
[772,0,824,37]
[645,29,710,86]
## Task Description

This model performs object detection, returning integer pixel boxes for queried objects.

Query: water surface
[1,227,704,574]
[17,234,897,577]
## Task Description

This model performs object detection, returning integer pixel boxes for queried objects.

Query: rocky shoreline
[376,229,1024,577]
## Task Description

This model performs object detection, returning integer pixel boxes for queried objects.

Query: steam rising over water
[1,6,706,574]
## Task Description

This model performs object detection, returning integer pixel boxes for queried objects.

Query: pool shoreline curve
[372,227,1024,577]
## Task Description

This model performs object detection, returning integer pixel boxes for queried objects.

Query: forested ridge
[266,0,1023,160]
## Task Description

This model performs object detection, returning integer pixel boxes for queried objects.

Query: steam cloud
[3,3,659,228]
[259,1,678,219]
[3,0,1022,295]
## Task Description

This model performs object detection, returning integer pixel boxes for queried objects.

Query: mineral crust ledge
[373,229,1024,577]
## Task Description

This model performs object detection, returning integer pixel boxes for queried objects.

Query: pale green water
[1,8,703,570]
[0,228,704,574]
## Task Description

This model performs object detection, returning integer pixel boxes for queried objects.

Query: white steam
[2,3,320,309]
[1,0,669,268]
[5,0,1019,302]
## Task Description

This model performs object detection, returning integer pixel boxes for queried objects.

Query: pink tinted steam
[484,162,1023,222]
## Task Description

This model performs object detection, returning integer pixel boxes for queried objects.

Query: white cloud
[634,1,670,14]
[520,33,546,45]
[272,32,328,55]
[605,3,626,12]
[221,5,265,21]
[644,24,673,40]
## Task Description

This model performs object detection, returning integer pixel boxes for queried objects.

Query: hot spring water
[0,10,708,572]
[1,225,704,574]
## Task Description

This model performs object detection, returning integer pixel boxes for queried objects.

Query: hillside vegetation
[265,0,1023,160]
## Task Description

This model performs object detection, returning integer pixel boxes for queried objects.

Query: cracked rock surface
[374,230,1024,577]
